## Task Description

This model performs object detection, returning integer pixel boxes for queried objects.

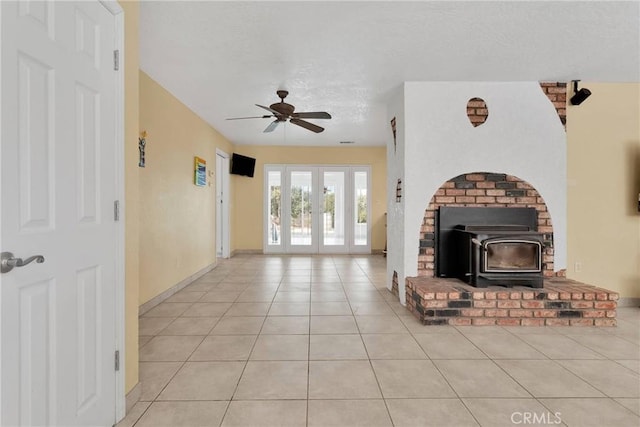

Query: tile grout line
[307,264,313,427]
[347,261,397,426]
[211,257,262,426]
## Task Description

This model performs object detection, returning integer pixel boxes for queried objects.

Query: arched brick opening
[417,172,565,278]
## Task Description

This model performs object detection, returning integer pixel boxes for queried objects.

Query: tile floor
[119,255,640,427]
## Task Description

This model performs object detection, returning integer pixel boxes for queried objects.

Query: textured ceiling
[139,1,640,147]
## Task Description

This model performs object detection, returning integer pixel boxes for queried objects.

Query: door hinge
[114,200,120,222]
[114,350,120,371]
[113,49,119,71]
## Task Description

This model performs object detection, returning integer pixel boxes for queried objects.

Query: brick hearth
[406,277,618,326]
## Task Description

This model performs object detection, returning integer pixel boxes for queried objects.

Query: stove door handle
[471,238,483,247]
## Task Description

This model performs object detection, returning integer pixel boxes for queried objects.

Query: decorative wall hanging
[390,117,397,154]
[138,131,147,167]
[194,156,207,186]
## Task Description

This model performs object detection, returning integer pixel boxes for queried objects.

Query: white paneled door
[1,1,123,426]
[216,151,230,259]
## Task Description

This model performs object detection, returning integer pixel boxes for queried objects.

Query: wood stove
[436,207,546,288]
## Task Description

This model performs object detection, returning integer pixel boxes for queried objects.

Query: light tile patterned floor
[119,255,640,427]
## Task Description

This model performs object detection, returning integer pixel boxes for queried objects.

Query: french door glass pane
[267,171,282,246]
[290,171,313,246]
[323,171,345,246]
[354,171,368,246]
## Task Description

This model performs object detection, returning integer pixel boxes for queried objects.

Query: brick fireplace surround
[401,171,620,326]
[417,172,559,279]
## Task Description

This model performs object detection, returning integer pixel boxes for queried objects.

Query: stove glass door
[484,240,541,272]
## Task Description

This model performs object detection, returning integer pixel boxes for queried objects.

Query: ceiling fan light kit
[227,90,332,133]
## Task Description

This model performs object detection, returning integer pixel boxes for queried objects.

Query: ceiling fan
[227,90,331,133]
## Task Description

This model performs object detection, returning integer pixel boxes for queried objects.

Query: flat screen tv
[230,153,256,177]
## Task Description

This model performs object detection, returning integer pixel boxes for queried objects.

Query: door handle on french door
[1,252,45,274]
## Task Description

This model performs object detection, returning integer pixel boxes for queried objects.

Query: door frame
[99,1,126,421]
[216,149,230,259]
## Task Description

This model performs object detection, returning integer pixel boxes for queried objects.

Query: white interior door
[216,151,230,259]
[1,1,122,425]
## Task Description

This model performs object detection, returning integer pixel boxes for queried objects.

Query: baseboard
[618,297,640,308]
[231,249,263,256]
[125,382,142,413]
[230,249,385,256]
[139,261,217,316]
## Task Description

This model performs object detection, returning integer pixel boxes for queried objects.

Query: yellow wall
[120,0,139,394]
[231,146,387,252]
[567,83,640,298]
[138,71,234,304]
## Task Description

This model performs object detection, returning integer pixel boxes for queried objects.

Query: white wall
[386,87,406,296]
[388,82,567,304]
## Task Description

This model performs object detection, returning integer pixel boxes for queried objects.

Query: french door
[264,165,371,254]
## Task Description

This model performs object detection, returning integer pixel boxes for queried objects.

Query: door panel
[75,265,101,413]
[18,52,55,231]
[76,83,100,224]
[319,168,348,253]
[352,169,370,252]
[265,169,282,250]
[288,169,317,252]
[18,278,55,427]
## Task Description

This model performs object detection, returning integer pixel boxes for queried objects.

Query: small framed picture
[194,156,206,186]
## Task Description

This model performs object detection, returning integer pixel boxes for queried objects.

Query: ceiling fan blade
[292,112,332,119]
[290,118,324,133]
[226,115,273,120]
[263,120,281,133]
[256,104,281,115]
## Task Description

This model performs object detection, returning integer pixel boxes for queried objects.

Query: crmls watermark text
[511,411,562,425]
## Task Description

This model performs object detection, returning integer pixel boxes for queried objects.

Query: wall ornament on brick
[390,117,397,154]
[139,130,148,167]
[396,179,402,202]
[391,271,399,297]
[467,97,488,127]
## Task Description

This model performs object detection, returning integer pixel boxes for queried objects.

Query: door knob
[1,252,45,274]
